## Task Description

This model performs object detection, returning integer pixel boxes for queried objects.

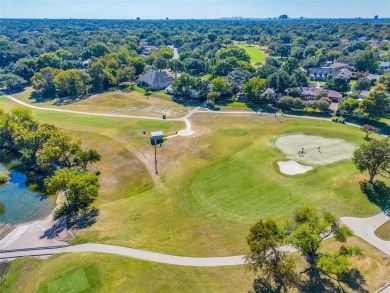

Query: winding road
[0,92,389,267]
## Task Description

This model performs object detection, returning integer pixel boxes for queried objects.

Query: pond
[0,164,55,225]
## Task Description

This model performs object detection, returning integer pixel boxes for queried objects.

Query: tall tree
[0,73,26,90]
[246,218,299,292]
[247,205,362,292]
[352,138,390,183]
[82,43,110,59]
[74,149,101,171]
[212,77,231,98]
[44,167,100,217]
[354,78,371,91]
[31,67,61,98]
[243,77,267,101]
[353,50,377,72]
[325,76,349,93]
[359,91,389,120]
[54,69,87,97]
[37,53,62,69]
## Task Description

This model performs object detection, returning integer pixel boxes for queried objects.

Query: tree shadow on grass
[41,208,99,239]
[360,180,390,214]
[250,267,367,293]
[338,269,368,293]
[251,277,281,293]
[299,267,368,293]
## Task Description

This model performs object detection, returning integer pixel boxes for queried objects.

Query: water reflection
[0,165,54,225]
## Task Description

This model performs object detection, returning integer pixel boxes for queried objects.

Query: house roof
[310,67,351,79]
[366,74,381,81]
[138,70,174,86]
[337,68,352,78]
[300,87,342,99]
[379,62,390,67]
[359,90,371,98]
[310,68,333,75]
[329,63,353,70]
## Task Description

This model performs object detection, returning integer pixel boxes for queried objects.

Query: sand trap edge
[273,159,316,178]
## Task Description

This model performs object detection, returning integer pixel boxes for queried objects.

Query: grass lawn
[0,95,389,291]
[2,236,389,293]
[136,120,175,129]
[71,114,384,257]
[1,253,253,293]
[235,43,268,66]
[375,220,390,240]
[226,101,249,109]
[309,81,326,87]
[0,95,387,257]
[10,87,190,118]
[47,269,90,293]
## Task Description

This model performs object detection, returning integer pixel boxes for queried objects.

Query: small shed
[150,131,164,146]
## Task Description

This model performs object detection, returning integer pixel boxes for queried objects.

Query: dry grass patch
[375,220,390,241]
[11,87,190,118]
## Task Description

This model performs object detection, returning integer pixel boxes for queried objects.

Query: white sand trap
[278,160,313,175]
[275,134,356,165]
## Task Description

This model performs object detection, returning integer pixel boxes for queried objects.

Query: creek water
[0,164,55,225]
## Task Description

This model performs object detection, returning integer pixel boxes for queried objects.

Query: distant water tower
[279,14,289,21]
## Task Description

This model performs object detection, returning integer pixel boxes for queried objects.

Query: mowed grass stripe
[47,269,90,293]
[74,116,115,125]
[191,127,380,223]
[235,43,268,65]
[36,111,72,120]
[136,120,174,129]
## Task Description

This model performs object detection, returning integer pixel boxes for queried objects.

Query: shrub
[0,172,9,184]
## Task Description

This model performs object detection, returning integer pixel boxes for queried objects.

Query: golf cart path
[341,212,390,257]
[1,93,390,266]
[2,93,375,137]
[0,211,388,266]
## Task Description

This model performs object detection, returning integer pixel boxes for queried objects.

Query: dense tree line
[0,108,101,217]
[0,19,388,90]
[0,19,388,118]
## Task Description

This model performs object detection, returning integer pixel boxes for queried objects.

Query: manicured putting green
[47,269,90,293]
[275,134,356,165]
[36,111,72,120]
[74,116,114,125]
[223,129,249,136]
[136,120,174,129]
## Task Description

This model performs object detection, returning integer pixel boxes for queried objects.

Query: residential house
[366,74,381,82]
[310,67,351,81]
[329,63,354,71]
[367,39,381,47]
[141,45,158,56]
[309,68,334,81]
[300,87,342,103]
[379,61,390,72]
[166,85,174,95]
[358,90,371,100]
[138,70,174,90]
[337,68,353,80]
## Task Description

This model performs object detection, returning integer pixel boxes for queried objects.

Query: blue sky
[0,0,388,19]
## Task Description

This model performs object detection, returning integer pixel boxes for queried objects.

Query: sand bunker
[275,134,356,165]
[278,160,313,175]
